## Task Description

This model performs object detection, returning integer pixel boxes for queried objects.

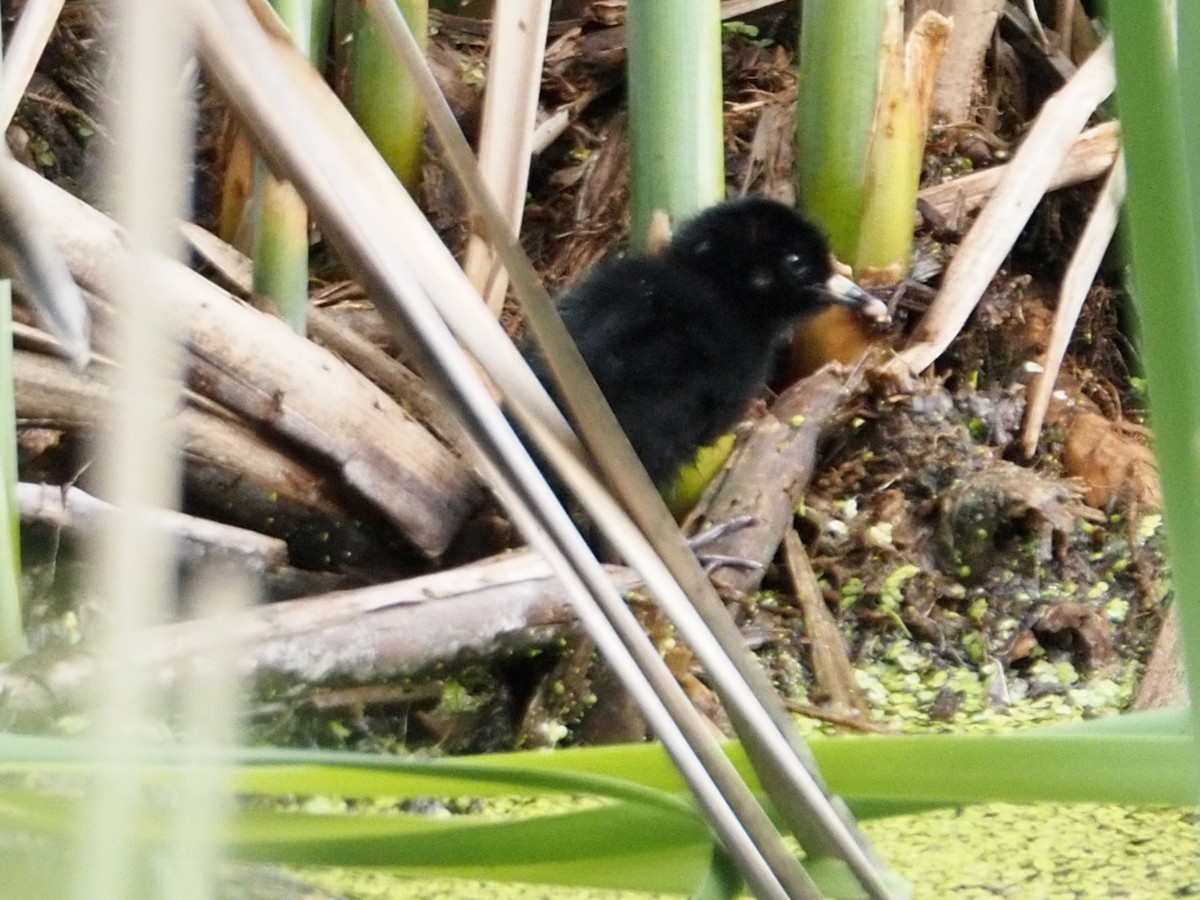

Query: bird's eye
[783,253,808,273]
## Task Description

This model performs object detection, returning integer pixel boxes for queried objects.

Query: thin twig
[0,0,67,128]
[890,38,1115,376]
[1022,151,1126,456]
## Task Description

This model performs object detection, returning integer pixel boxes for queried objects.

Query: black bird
[526,197,888,488]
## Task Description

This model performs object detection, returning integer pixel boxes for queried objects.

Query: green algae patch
[864,804,1199,899]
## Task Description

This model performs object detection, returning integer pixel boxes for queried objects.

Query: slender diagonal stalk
[461,0,552,315]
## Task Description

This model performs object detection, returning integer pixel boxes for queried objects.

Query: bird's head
[667,197,888,325]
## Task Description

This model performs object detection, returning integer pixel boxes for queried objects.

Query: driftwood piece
[917,120,1120,223]
[1000,2,1078,84]
[921,0,1007,124]
[781,530,870,719]
[19,481,287,571]
[10,161,481,558]
[307,308,472,461]
[14,348,407,572]
[0,551,639,715]
[20,479,353,603]
[1135,606,1189,711]
[182,220,473,462]
[894,40,1115,376]
[691,367,855,600]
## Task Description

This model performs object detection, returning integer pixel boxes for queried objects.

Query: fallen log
[0,551,640,716]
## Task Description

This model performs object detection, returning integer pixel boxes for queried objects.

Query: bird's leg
[688,514,756,546]
[687,515,765,575]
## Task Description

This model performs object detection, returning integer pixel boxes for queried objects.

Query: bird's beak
[822,273,891,323]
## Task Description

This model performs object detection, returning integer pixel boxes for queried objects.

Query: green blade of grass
[3,707,1194,816]
[0,713,1192,895]
[0,282,23,661]
[1110,0,1200,751]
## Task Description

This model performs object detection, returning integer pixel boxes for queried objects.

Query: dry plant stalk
[11,161,480,557]
[889,38,1116,376]
[461,0,553,314]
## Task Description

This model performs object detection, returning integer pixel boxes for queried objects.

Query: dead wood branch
[0,551,638,716]
[782,530,870,719]
[690,367,857,600]
[15,348,404,573]
[10,161,481,557]
[19,481,287,571]
[917,120,1119,223]
[927,0,1007,124]
[180,221,472,462]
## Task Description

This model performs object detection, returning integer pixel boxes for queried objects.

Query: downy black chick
[525,197,888,487]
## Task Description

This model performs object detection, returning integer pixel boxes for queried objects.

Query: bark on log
[0,551,639,715]
[19,480,288,571]
[10,161,481,557]
[690,368,855,600]
[917,121,1119,223]
[14,349,407,573]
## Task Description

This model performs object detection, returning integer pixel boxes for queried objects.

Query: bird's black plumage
[526,197,884,487]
